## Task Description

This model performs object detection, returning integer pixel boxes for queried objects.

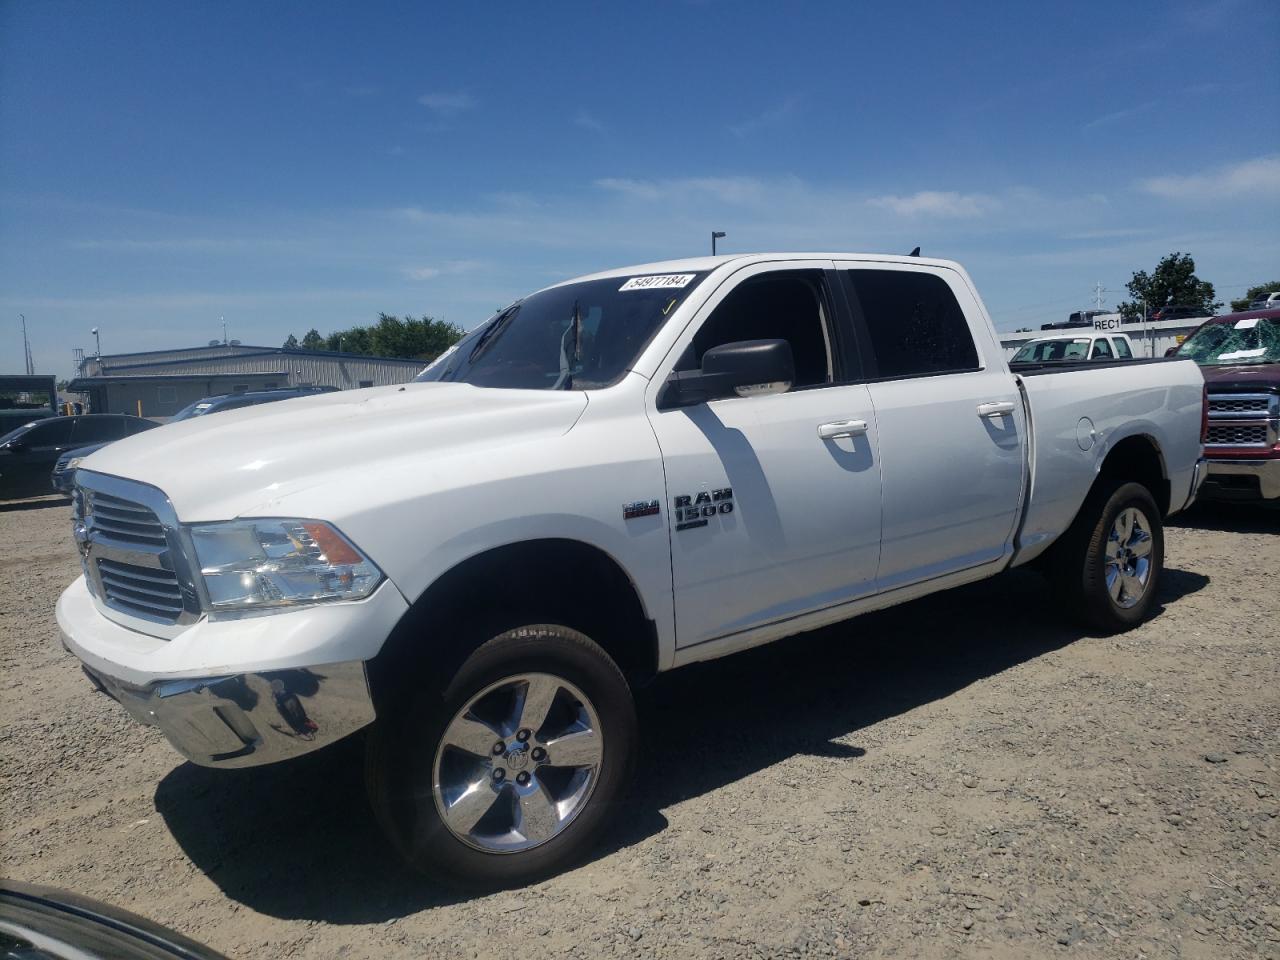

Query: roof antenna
[908,246,921,257]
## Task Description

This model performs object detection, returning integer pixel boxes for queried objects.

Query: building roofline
[93,346,424,372]
[68,372,285,389]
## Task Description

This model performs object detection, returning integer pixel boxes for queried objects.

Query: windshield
[415,272,707,389]
[1177,317,1280,365]
[171,400,217,421]
[1012,339,1090,362]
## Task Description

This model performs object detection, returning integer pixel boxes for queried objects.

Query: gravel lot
[2,495,1277,959]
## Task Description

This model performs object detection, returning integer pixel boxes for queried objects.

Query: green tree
[1118,252,1220,321]
[300,328,326,351]
[283,333,299,349]
[321,314,465,361]
[1231,281,1280,312]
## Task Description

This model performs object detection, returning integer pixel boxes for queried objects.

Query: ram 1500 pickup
[57,253,1208,885]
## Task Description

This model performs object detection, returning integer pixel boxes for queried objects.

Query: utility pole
[711,231,726,255]
[220,316,227,345]
[1092,282,1108,312]
[20,314,34,375]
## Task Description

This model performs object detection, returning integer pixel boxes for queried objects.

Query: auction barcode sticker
[619,274,695,291]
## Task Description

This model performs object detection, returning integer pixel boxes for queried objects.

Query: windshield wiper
[467,304,520,364]
[560,299,583,390]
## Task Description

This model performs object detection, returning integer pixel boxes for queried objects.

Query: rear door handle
[818,419,868,440]
[976,401,1016,418]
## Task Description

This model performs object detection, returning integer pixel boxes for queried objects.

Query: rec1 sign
[1092,315,1124,331]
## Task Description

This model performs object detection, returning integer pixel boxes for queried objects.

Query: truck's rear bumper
[77,659,375,768]
[1201,457,1280,502]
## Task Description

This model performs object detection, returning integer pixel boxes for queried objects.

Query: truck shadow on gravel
[154,564,1208,924]
[1169,502,1279,535]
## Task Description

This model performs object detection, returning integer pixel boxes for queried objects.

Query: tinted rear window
[846,270,979,378]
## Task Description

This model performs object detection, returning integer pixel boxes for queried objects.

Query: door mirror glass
[660,339,795,408]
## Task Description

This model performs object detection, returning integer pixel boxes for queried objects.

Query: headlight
[190,519,382,611]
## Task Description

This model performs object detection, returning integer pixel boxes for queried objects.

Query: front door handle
[818,419,868,440]
[976,401,1016,418]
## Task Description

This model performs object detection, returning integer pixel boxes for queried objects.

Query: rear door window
[27,418,75,446]
[844,269,979,378]
[72,417,125,443]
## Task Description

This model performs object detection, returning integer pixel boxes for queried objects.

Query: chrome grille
[87,491,168,546]
[74,471,203,629]
[1205,390,1279,450]
[96,557,185,620]
[1205,423,1269,446]
[1209,395,1270,416]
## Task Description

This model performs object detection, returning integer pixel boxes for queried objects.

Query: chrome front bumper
[76,658,376,769]
[1202,457,1280,502]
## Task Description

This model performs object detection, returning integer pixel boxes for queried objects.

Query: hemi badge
[623,499,660,520]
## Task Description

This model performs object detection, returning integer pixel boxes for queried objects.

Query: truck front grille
[96,557,186,620]
[1205,423,1270,447]
[74,472,202,629]
[1205,390,1278,451]
[86,491,168,546]
[1209,395,1271,416]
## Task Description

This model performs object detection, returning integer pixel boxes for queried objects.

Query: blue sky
[2,0,1277,377]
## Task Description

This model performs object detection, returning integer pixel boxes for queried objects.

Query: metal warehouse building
[69,343,425,418]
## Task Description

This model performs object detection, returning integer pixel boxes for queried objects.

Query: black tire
[365,624,637,888]
[1049,480,1164,633]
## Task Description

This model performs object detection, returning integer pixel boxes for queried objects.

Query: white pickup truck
[57,253,1207,885]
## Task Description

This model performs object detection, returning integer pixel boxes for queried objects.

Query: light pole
[220,316,227,345]
[91,327,102,357]
[20,313,34,375]
[711,231,726,255]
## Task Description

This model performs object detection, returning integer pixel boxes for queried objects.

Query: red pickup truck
[1176,308,1280,505]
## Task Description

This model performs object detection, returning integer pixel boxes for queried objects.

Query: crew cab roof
[548,252,965,288]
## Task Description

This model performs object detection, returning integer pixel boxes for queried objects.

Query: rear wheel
[366,624,636,887]
[1049,481,1164,633]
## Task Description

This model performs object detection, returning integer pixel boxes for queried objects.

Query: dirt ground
[1,495,1277,960]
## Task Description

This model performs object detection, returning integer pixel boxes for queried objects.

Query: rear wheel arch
[1094,433,1169,515]
[367,538,658,710]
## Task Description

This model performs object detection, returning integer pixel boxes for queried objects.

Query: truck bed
[1011,357,1204,565]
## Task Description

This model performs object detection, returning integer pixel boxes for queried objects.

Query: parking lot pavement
[2,498,1277,959]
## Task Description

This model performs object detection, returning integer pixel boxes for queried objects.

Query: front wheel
[365,624,637,887]
[1049,481,1164,633]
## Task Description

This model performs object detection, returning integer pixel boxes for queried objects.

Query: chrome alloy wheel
[432,673,604,854]
[1105,506,1154,609]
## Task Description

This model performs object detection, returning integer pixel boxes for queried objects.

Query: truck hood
[81,382,589,521]
[1197,363,1280,390]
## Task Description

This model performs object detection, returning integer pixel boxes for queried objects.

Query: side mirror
[659,339,795,408]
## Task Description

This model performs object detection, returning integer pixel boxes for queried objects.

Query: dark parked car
[170,386,336,422]
[0,415,156,500]
[0,879,228,959]
[1151,304,1210,322]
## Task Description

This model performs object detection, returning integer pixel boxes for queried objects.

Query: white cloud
[594,176,772,205]
[417,91,475,116]
[728,98,798,139]
[403,260,485,281]
[1139,155,1280,201]
[867,191,997,218]
[573,110,605,133]
[1082,100,1158,131]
